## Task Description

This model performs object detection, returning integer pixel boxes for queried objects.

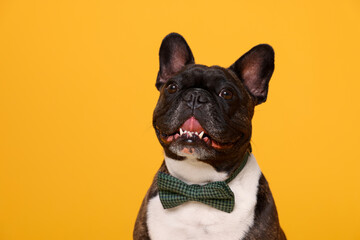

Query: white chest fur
[147,154,261,240]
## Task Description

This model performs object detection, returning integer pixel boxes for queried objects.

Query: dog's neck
[164,154,228,185]
[164,145,252,185]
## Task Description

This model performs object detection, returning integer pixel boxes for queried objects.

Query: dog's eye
[167,83,178,94]
[219,89,233,100]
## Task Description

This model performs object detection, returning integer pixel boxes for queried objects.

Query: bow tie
[157,152,249,213]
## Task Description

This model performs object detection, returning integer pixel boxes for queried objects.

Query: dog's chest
[147,154,261,240]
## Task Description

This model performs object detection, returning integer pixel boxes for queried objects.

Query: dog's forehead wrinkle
[179,65,229,88]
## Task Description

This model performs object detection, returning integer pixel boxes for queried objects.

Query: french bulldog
[133,33,286,240]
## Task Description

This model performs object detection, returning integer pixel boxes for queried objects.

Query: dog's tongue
[180,117,205,132]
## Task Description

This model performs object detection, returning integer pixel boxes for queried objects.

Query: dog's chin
[168,137,214,160]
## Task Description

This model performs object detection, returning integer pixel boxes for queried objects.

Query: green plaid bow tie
[157,152,249,213]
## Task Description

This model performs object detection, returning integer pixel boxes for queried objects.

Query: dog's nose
[182,89,209,109]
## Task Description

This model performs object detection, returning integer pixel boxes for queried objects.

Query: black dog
[134,33,285,240]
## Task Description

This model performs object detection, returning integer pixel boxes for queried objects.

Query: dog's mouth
[158,117,233,149]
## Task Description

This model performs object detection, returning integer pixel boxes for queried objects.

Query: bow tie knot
[157,172,235,213]
[186,182,233,200]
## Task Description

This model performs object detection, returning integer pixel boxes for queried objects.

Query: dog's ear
[156,33,195,90]
[229,44,274,105]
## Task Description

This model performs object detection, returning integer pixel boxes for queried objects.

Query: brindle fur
[133,33,285,239]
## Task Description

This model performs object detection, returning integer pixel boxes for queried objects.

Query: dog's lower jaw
[168,141,215,161]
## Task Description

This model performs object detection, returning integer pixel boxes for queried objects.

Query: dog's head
[153,33,274,172]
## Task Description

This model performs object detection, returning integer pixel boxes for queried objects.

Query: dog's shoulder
[243,174,286,240]
[133,162,165,240]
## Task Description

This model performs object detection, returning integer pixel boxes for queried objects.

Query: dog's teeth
[195,132,198,135]
[180,128,184,135]
[189,132,192,137]
[199,131,204,139]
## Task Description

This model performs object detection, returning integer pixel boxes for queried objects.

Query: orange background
[1,0,360,239]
